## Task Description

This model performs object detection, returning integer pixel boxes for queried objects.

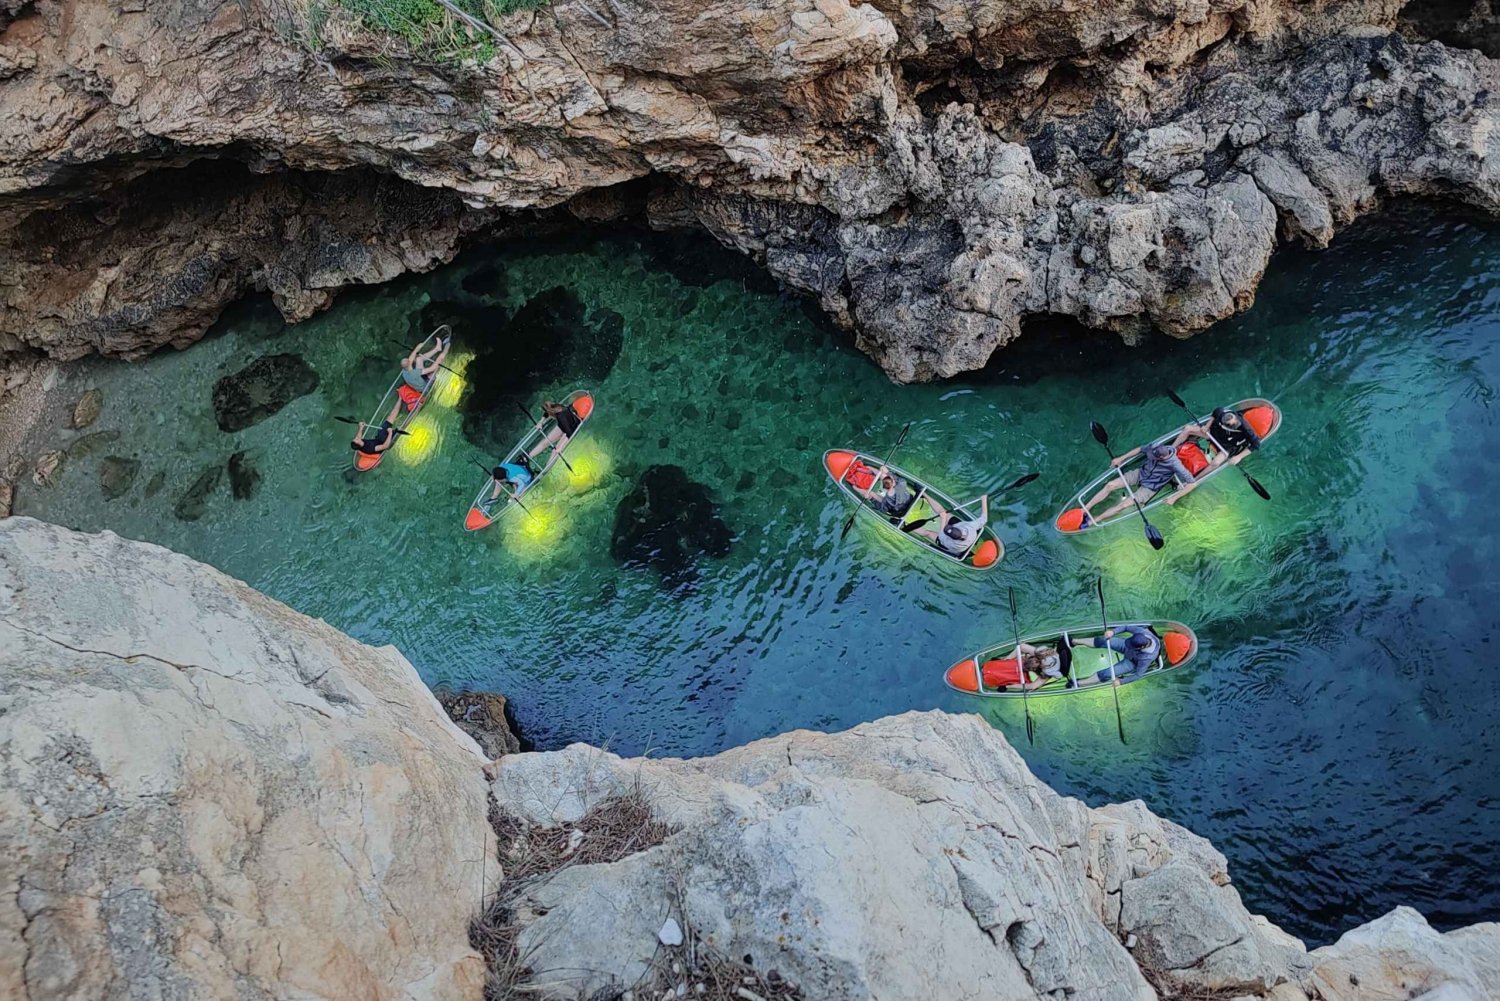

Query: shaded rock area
[0,518,493,1000]
[211,353,319,433]
[454,287,623,448]
[435,688,524,758]
[172,463,223,522]
[227,450,262,500]
[0,0,1496,382]
[610,465,732,588]
[97,456,138,500]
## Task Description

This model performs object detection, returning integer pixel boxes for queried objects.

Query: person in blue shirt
[481,460,534,512]
[1072,625,1162,687]
[1082,431,1200,525]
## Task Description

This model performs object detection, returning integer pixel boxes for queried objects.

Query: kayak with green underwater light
[823,449,1003,571]
[1054,398,1281,534]
[351,325,451,473]
[464,390,595,533]
[944,621,1199,698]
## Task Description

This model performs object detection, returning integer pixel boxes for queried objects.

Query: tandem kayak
[464,390,595,532]
[1054,398,1281,534]
[823,449,1003,571]
[352,325,451,472]
[944,621,1199,698]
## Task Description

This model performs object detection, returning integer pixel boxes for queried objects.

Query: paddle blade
[1006,472,1040,492]
[333,415,359,425]
[1090,421,1109,446]
[1246,472,1271,501]
[839,512,856,541]
[1025,713,1035,745]
[895,422,911,446]
[1146,523,1166,549]
[1167,390,1187,409]
[1008,586,1017,618]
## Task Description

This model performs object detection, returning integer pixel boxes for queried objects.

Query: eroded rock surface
[0,518,494,1000]
[0,0,1496,380]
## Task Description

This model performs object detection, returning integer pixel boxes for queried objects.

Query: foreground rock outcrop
[0,518,495,999]
[3,518,1498,1000]
[1,0,1498,379]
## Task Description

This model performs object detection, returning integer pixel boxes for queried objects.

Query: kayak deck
[823,450,1004,571]
[352,326,451,472]
[1054,398,1281,534]
[944,621,1199,698]
[465,390,595,532]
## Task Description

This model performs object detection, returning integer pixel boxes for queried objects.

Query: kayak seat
[1056,508,1087,532]
[1243,406,1275,437]
[1163,630,1193,665]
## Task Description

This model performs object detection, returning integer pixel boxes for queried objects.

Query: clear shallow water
[17,212,1500,943]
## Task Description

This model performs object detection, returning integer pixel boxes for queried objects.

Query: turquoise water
[17,212,1500,942]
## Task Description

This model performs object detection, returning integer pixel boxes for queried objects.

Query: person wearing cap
[1080,430,1199,525]
[912,494,989,557]
[871,472,915,520]
[1206,406,1262,462]
[1072,625,1162,686]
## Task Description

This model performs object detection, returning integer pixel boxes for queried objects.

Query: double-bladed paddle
[472,458,536,520]
[516,401,577,475]
[839,422,911,541]
[1089,421,1165,550]
[1165,391,1271,501]
[901,472,1040,533]
[387,332,461,377]
[333,415,411,438]
[1008,586,1036,746]
[1095,576,1128,745]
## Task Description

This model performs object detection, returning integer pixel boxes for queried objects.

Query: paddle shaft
[334,415,409,438]
[1095,577,1128,744]
[1009,587,1036,745]
[1165,392,1270,500]
[1090,422,1164,549]
[473,458,535,520]
[388,337,460,377]
[840,423,911,540]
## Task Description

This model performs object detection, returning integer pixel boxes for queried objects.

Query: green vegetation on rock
[302,0,548,62]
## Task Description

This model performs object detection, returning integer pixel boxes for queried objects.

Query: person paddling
[912,495,989,556]
[481,459,535,511]
[1206,406,1263,462]
[350,404,401,457]
[528,399,582,462]
[396,334,452,412]
[1081,435,1198,525]
[1071,625,1162,687]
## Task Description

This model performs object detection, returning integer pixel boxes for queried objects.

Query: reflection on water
[17,213,1500,943]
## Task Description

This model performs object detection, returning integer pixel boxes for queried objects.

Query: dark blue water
[20,209,1500,942]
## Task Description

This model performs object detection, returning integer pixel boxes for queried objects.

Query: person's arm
[977,495,989,523]
[1242,421,1263,452]
[1111,445,1144,468]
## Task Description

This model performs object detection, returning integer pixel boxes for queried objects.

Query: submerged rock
[0,518,491,1000]
[98,456,139,500]
[226,450,262,500]
[142,470,166,499]
[173,463,223,521]
[70,388,102,429]
[211,353,319,433]
[456,288,623,449]
[65,430,121,460]
[31,450,62,487]
[610,464,732,587]
[460,261,506,297]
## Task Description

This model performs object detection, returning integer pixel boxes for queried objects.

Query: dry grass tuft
[634,919,805,1001]
[1135,958,1293,1001]
[471,786,675,1000]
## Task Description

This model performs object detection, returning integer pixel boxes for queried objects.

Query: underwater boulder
[610,465,732,589]
[99,456,139,500]
[212,354,319,433]
[227,451,262,500]
[174,463,224,521]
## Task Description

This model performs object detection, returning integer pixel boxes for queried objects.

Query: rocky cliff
[1,0,1497,381]
[3,518,1498,1000]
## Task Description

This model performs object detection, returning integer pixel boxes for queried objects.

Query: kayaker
[396,334,452,412]
[871,473,915,520]
[982,643,1067,691]
[912,495,989,557]
[350,403,401,457]
[1071,625,1162,687]
[483,460,534,508]
[1082,436,1197,524]
[1206,406,1263,461]
[528,399,583,461]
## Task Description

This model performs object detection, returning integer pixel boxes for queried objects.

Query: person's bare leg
[528,427,564,458]
[385,401,402,424]
[1092,496,1137,523]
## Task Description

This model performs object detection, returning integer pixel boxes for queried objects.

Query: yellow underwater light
[561,442,611,492]
[433,355,469,408]
[395,415,440,466]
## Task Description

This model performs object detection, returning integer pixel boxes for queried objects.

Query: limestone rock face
[0,518,495,1000]
[489,712,1311,999]
[0,0,1497,380]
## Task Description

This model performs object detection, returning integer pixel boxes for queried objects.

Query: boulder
[211,353,319,433]
[0,518,494,1000]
